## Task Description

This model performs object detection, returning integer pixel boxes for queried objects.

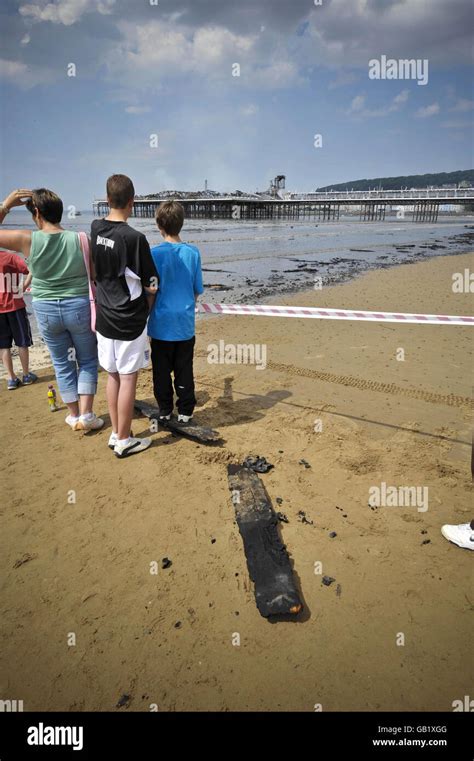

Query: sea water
[3,209,473,338]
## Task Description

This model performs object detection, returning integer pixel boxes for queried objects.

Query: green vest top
[29,230,89,300]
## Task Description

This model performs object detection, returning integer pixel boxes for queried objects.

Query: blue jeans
[33,297,98,403]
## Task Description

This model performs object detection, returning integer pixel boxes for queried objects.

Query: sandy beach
[1,252,472,712]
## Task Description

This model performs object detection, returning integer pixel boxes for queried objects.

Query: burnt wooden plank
[228,464,303,618]
[135,400,222,443]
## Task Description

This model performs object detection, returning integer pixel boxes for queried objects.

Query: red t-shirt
[0,250,29,313]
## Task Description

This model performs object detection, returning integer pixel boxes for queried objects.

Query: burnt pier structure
[93,190,472,223]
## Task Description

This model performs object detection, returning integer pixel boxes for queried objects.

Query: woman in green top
[0,188,103,432]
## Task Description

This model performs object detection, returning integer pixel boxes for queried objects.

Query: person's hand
[1,189,33,211]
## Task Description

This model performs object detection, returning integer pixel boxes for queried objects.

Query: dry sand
[1,252,472,712]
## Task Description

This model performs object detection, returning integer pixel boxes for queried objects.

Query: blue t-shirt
[148,241,204,341]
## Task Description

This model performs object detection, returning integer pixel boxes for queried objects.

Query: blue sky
[0,0,473,208]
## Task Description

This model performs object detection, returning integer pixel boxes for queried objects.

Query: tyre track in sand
[195,350,472,409]
[265,361,472,410]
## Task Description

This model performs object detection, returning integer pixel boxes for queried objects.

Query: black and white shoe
[114,437,152,458]
[108,431,134,450]
[441,523,474,550]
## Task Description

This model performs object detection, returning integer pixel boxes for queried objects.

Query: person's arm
[145,288,157,312]
[0,230,32,257]
[88,236,96,281]
[0,189,32,223]
[0,189,34,256]
[144,273,158,312]
[12,255,31,298]
[194,249,204,300]
[137,235,159,312]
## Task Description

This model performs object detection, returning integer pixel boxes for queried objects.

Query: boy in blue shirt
[148,201,204,423]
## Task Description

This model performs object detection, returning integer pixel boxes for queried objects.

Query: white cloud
[0,58,28,79]
[112,21,254,77]
[19,0,116,26]
[328,70,359,89]
[106,20,302,92]
[416,103,440,118]
[441,119,471,129]
[251,60,303,89]
[21,34,31,46]
[240,104,259,117]
[5,0,471,99]
[0,57,51,87]
[304,0,472,67]
[349,94,367,113]
[192,26,254,63]
[392,90,409,106]
[449,98,474,113]
[348,89,409,118]
[125,106,151,115]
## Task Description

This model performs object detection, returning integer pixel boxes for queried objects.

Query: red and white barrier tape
[23,289,472,326]
[199,303,474,326]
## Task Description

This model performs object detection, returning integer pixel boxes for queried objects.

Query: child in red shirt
[0,250,37,389]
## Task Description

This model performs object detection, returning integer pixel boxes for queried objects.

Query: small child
[0,250,37,389]
[91,174,158,458]
[147,201,204,422]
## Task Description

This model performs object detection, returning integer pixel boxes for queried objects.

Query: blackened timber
[227,464,303,618]
[135,399,222,443]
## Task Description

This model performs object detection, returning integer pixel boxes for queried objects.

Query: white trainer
[108,431,133,449]
[114,437,152,458]
[65,415,80,430]
[77,413,105,432]
[441,523,474,550]
[177,414,192,423]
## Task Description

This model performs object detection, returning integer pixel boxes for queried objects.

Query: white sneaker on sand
[177,414,192,423]
[108,431,133,450]
[441,523,474,550]
[114,437,152,458]
[65,415,80,430]
[77,413,105,432]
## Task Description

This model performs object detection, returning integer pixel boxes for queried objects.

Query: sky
[0,0,473,208]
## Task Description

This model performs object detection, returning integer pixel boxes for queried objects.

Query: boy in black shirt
[91,174,158,458]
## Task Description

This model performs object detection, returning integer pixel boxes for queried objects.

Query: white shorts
[97,327,150,375]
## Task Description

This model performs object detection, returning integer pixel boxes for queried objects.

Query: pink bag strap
[77,231,97,333]
[78,231,92,281]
